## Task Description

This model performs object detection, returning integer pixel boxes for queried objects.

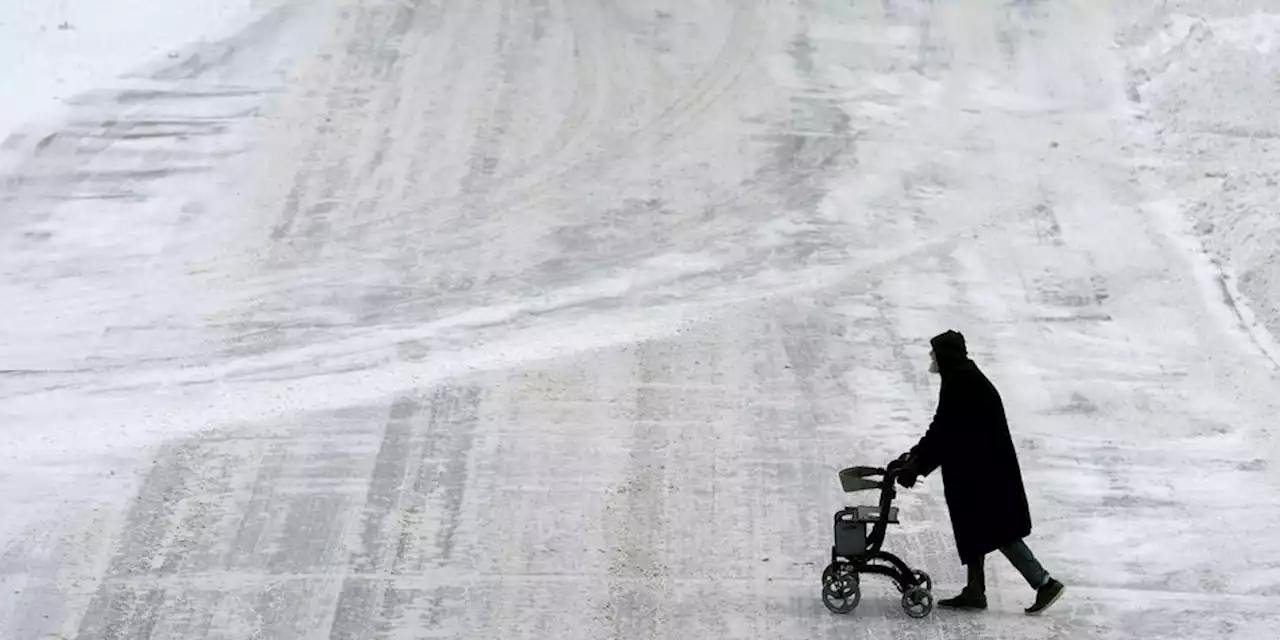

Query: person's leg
[966,558,986,594]
[998,539,1049,589]
[938,555,988,610]
[999,539,1066,615]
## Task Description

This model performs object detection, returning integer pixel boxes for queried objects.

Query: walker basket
[833,509,869,556]
[838,466,884,493]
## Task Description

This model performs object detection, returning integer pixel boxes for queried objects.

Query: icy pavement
[2,0,1280,638]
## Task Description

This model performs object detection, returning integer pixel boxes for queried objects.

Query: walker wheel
[902,585,933,618]
[912,569,932,592]
[822,563,836,585]
[823,576,862,614]
[822,562,858,588]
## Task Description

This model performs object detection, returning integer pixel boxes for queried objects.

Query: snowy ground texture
[3,0,1280,638]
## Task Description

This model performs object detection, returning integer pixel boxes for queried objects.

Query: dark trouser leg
[940,556,990,609]
[999,539,1051,590]
[966,557,986,594]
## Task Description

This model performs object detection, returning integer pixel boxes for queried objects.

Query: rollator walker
[821,460,934,618]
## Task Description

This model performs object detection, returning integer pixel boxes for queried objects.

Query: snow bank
[1124,10,1280,358]
[0,0,263,142]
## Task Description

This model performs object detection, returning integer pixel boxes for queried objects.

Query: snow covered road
[3,0,1280,638]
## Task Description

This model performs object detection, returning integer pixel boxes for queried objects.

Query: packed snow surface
[0,0,277,148]
[2,0,1280,638]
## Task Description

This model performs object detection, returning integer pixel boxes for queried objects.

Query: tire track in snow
[456,1,545,207]
[329,386,482,637]
[777,303,866,583]
[369,0,615,226]
[720,12,853,262]
[269,0,438,246]
[499,0,765,195]
[333,0,769,234]
[65,385,485,638]
[65,402,389,638]
[255,0,619,327]
[601,340,675,639]
[375,0,485,217]
[484,0,610,188]
[210,0,785,360]
[453,0,518,202]
[64,440,214,638]
[346,395,424,576]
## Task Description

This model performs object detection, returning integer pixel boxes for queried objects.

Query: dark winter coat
[909,331,1032,565]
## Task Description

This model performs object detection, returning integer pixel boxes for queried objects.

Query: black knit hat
[930,330,967,361]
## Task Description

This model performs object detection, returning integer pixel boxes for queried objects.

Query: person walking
[895,330,1066,615]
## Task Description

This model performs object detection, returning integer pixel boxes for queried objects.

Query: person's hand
[896,458,920,488]
[890,451,911,472]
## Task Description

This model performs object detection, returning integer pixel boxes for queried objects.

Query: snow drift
[1124,9,1280,360]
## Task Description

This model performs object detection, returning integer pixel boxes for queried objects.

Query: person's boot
[937,587,987,610]
[1024,578,1065,615]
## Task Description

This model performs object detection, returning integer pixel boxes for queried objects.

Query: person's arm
[907,380,954,477]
